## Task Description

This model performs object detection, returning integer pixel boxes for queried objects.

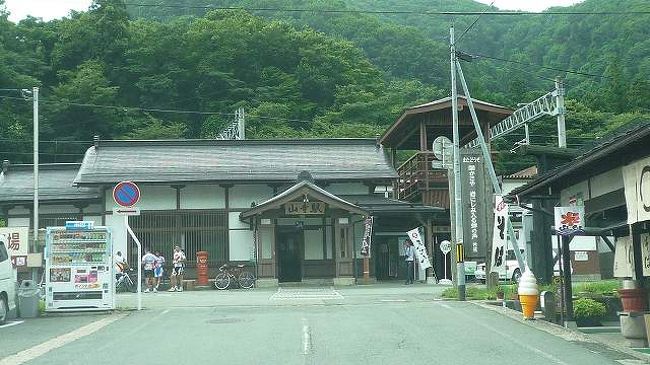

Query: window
[339,227,350,258]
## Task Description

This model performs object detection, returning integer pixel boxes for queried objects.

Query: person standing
[141,249,157,293]
[154,251,165,291]
[404,239,415,285]
[168,245,186,292]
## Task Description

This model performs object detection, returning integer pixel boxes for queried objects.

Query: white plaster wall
[229,229,254,261]
[560,180,590,206]
[553,235,597,250]
[590,167,623,199]
[105,185,176,211]
[7,217,29,227]
[105,214,127,257]
[304,228,324,260]
[326,183,369,195]
[230,185,274,209]
[229,212,250,230]
[180,185,225,210]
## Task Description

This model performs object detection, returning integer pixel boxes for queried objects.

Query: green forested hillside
[0,0,648,173]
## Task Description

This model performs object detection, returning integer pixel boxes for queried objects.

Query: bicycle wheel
[214,272,231,290]
[238,271,255,289]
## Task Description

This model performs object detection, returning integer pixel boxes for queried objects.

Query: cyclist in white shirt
[141,249,157,293]
[168,245,186,292]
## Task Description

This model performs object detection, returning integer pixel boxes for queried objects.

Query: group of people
[114,245,187,293]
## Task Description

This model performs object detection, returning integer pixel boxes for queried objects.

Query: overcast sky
[3,0,585,22]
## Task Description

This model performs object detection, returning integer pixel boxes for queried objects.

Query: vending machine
[45,222,114,311]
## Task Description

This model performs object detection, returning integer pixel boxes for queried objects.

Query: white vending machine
[45,222,114,311]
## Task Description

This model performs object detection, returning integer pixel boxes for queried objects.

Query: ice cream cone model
[518,268,539,320]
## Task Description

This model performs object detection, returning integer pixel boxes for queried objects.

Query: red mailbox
[196,251,209,286]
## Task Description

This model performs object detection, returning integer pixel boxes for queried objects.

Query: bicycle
[115,268,138,293]
[214,263,255,290]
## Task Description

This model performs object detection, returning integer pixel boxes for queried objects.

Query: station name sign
[285,201,326,215]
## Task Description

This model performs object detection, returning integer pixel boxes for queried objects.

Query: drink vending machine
[45,222,114,311]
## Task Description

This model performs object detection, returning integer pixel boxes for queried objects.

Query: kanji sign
[0,227,28,256]
[285,201,326,215]
[360,216,374,256]
[490,195,509,273]
[113,181,141,208]
[460,149,487,258]
[407,227,432,270]
[554,206,585,236]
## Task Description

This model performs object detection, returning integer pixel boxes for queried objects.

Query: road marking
[270,287,344,301]
[302,319,311,355]
[380,299,406,302]
[0,321,24,329]
[161,309,170,315]
[439,303,452,310]
[0,314,125,365]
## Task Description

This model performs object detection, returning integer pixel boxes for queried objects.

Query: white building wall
[590,167,623,199]
[326,183,369,195]
[229,230,254,261]
[180,185,225,209]
[105,185,176,211]
[229,185,274,209]
[8,217,29,228]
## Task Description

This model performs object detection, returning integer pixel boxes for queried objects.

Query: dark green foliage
[573,297,607,321]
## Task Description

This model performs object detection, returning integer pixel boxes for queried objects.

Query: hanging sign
[641,233,650,277]
[460,149,487,258]
[407,227,432,270]
[554,206,585,236]
[490,195,508,273]
[360,216,374,256]
[623,157,650,224]
[613,236,635,278]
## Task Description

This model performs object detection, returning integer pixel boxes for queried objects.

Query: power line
[456,1,495,44]
[464,52,610,80]
[122,3,650,16]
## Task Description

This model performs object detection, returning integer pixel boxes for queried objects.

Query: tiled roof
[0,163,100,203]
[503,166,538,180]
[74,139,398,185]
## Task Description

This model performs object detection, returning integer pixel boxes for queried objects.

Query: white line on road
[0,321,24,329]
[0,314,125,365]
[302,318,311,355]
[161,309,170,315]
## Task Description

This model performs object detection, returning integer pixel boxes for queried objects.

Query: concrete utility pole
[450,26,466,301]
[33,87,39,258]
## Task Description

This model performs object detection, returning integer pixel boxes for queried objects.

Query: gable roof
[503,166,538,180]
[0,163,100,203]
[240,180,369,218]
[74,139,398,185]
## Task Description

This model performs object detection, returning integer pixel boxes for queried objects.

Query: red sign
[113,181,141,207]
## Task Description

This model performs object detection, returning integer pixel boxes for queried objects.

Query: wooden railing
[395,152,449,201]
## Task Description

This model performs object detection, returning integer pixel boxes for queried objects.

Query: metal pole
[455,61,526,272]
[125,216,142,311]
[33,87,39,255]
[524,123,530,145]
[555,77,566,148]
[450,26,465,301]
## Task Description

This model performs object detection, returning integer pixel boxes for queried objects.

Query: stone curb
[472,301,650,363]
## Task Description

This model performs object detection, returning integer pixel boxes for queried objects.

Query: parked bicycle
[214,263,255,290]
[115,268,138,293]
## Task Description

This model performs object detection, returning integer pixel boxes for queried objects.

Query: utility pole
[555,77,566,148]
[33,87,39,264]
[450,26,465,301]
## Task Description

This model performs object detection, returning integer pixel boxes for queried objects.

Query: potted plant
[573,298,607,327]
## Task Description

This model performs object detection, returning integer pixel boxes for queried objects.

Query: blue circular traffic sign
[113,181,141,207]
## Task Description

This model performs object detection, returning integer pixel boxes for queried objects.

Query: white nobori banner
[407,227,432,270]
[490,195,508,273]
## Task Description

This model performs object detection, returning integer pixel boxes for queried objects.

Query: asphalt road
[0,285,642,365]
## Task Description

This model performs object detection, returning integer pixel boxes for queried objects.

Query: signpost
[554,206,585,326]
[113,181,142,310]
[439,240,452,285]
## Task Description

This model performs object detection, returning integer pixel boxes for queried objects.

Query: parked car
[474,248,525,283]
[0,234,17,324]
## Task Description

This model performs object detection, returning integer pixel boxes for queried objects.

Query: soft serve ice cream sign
[518,268,539,320]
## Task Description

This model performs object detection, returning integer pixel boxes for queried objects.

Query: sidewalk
[474,301,650,363]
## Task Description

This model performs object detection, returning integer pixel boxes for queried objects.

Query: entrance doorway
[277,227,303,282]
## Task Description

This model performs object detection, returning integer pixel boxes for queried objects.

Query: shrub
[574,280,619,297]
[573,298,607,320]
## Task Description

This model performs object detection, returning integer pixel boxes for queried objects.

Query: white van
[0,234,17,324]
